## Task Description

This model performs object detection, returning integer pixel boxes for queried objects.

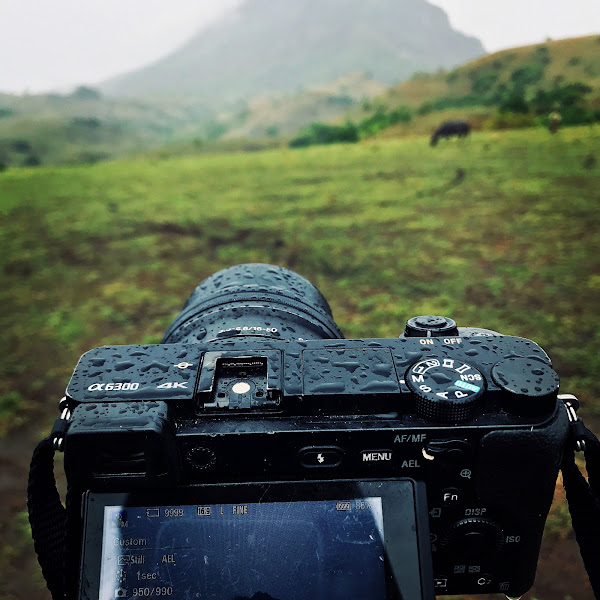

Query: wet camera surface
[61,264,570,599]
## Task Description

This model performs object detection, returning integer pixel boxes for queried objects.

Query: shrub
[289,135,312,148]
[470,68,499,95]
[533,46,551,65]
[70,117,102,129]
[388,106,412,124]
[445,70,459,84]
[530,89,555,115]
[289,122,359,148]
[10,139,31,153]
[484,111,536,130]
[325,95,354,107]
[265,125,279,138]
[356,107,412,137]
[556,82,592,107]
[0,108,12,118]
[70,86,102,100]
[486,83,508,105]
[430,95,483,111]
[23,154,41,167]
[74,151,110,165]
[531,81,593,115]
[416,102,434,116]
[499,91,529,114]
[561,106,595,125]
[510,64,545,88]
[204,120,228,141]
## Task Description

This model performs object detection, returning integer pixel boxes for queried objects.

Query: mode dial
[404,315,459,337]
[407,358,485,422]
[441,518,504,563]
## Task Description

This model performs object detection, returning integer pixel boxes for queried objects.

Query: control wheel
[441,518,504,563]
[491,357,559,416]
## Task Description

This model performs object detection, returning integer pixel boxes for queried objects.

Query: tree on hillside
[500,91,529,114]
[530,82,594,124]
[70,86,102,101]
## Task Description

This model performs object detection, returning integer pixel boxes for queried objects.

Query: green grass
[1,126,599,432]
[1,125,598,599]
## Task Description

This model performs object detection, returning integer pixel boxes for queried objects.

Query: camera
[39,264,578,599]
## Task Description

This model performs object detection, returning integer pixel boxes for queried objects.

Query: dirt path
[0,426,45,600]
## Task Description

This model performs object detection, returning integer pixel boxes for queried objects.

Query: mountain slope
[102,0,484,102]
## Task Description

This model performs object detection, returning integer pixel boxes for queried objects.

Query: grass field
[0,125,599,599]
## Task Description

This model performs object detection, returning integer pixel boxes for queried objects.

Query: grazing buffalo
[430,120,471,146]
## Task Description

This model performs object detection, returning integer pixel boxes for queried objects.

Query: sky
[1,0,600,94]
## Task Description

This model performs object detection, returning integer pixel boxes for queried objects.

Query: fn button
[441,487,462,505]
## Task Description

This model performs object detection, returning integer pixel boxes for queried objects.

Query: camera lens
[162,264,344,343]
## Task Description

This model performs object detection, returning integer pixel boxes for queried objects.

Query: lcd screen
[99,498,384,600]
[80,480,433,600]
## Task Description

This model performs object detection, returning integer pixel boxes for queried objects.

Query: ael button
[299,446,343,468]
[404,315,459,337]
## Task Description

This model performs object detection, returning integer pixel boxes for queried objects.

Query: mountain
[101,0,484,102]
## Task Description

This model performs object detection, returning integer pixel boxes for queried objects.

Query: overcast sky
[1,0,600,94]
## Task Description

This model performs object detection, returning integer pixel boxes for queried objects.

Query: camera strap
[27,434,68,600]
[560,399,600,600]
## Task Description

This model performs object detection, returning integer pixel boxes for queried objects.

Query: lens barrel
[162,264,344,343]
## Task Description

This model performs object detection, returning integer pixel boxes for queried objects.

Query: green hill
[370,34,600,109]
[0,89,217,168]
[340,34,600,138]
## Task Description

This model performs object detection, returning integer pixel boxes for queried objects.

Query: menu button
[361,450,393,463]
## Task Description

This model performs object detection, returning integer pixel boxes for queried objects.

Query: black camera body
[64,326,568,598]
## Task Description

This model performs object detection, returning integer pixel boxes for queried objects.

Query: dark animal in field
[430,120,471,146]
[548,111,561,134]
[451,168,466,185]
[583,153,596,170]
